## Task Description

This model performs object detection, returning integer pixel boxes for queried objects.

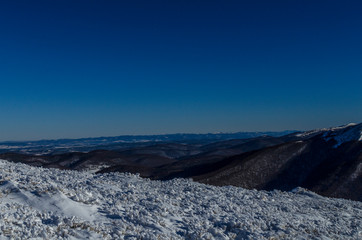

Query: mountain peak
[323,122,362,147]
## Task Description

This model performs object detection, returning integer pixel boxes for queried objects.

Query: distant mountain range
[0,130,296,155]
[0,123,361,201]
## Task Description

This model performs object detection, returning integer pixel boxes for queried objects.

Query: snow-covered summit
[296,122,356,136]
[322,122,362,147]
[295,122,362,147]
[0,159,361,239]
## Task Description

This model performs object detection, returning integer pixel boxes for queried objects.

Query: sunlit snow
[0,160,361,239]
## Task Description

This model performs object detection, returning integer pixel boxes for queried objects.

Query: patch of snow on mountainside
[295,129,325,138]
[0,160,361,239]
[322,123,362,147]
[296,123,359,138]
[330,122,358,129]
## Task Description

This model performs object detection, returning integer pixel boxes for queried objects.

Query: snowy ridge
[322,123,362,147]
[296,122,358,138]
[296,123,362,147]
[0,160,361,239]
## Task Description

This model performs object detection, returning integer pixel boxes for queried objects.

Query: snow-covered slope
[323,123,362,147]
[296,122,357,137]
[0,160,361,239]
[295,123,362,147]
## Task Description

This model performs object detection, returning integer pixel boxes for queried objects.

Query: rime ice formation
[0,160,361,239]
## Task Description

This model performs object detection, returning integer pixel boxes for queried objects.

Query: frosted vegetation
[0,160,361,239]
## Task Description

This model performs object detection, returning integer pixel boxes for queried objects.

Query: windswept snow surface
[0,160,361,239]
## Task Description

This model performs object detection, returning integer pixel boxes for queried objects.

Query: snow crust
[0,160,361,239]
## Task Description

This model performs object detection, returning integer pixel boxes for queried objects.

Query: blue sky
[0,0,361,140]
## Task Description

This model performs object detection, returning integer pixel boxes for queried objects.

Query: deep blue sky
[0,1,361,140]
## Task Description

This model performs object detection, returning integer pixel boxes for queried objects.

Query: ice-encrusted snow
[0,160,361,239]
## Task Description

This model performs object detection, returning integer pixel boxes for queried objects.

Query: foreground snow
[0,160,361,239]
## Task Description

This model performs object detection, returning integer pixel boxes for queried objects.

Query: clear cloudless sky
[0,0,361,141]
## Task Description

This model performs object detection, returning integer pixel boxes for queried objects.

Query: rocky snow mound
[0,160,361,239]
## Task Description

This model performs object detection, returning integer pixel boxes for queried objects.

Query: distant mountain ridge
[0,123,361,201]
[192,123,362,201]
[0,130,296,155]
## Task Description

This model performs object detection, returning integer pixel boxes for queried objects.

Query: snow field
[0,160,361,239]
